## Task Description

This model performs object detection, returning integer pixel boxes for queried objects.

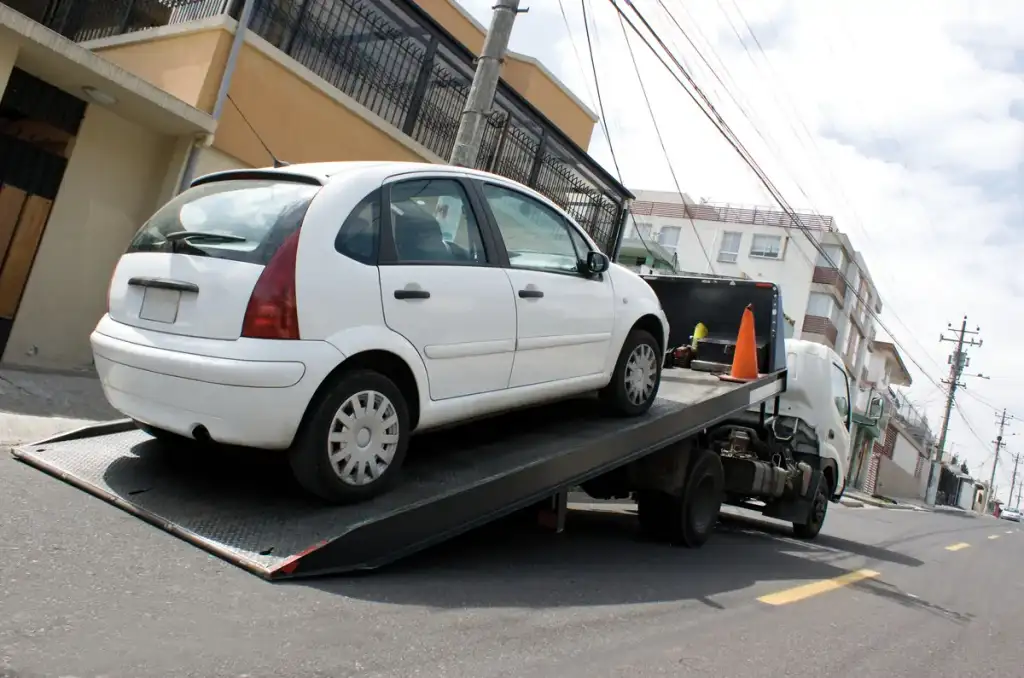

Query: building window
[816,243,844,269]
[807,292,834,318]
[631,220,653,240]
[657,226,681,250]
[750,234,783,259]
[718,231,741,263]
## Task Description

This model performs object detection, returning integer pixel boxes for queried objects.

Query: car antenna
[226,93,290,168]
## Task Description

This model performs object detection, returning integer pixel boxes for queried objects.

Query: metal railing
[630,200,837,232]
[19,0,631,253]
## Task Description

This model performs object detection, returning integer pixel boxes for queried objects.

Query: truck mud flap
[12,372,785,579]
[762,470,823,524]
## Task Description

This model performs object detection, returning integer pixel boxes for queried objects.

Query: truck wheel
[670,449,725,548]
[289,369,410,504]
[601,329,662,417]
[793,476,829,540]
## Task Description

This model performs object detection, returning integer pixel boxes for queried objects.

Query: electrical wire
[608,0,947,393]
[614,6,715,273]
[577,0,661,268]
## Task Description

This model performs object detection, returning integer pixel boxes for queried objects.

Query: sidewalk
[0,368,119,445]
[840,488,989,517]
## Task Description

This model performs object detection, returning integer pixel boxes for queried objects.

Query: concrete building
[0,0,630,371]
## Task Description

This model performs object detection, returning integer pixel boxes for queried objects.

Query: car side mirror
[586,251,610,275]
[835,396,849,416]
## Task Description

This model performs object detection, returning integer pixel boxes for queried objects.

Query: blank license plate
[139,287,181,324]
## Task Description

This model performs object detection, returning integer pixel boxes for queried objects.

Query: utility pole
[988,409,1013,508]
[449,0,525,167]
[1008,452,1021,511]
[926,316,983,505]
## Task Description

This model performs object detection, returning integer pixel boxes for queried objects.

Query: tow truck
[11,275,850,580]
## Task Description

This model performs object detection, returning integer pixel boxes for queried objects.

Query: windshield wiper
[164,230,247,243]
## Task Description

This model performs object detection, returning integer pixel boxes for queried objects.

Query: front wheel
[793,476,829,540]
[601,328,662,417]
[289,369,410,504]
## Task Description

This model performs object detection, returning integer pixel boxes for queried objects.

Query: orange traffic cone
[719,304,760,382]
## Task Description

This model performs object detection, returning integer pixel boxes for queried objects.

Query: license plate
[139,287,181,324]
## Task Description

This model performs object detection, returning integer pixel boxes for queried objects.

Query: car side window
[481,183,581,274]
[566,224,592,259]
[334,189,381,265]
[389,178,487,265]
[831,362,851,429]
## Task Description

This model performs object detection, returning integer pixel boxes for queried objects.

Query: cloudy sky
[454,0,1024,494]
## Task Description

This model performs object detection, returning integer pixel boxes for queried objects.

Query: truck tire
[289,369,410,504]
[636,450,725,547]
[793,475,829,540]
[671,449,725,548]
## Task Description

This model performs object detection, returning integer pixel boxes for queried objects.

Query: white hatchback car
[92,161,669,504]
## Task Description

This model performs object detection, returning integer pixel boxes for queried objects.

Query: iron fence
[14,0,631,252]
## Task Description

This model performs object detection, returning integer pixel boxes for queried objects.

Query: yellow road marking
[946,542,971,551]
[757,569,881,606]
[989,534,1001,540]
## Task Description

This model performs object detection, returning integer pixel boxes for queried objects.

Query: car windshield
[127,178,321,265]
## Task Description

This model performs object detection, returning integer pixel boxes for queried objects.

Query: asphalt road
[1,450,1019,678]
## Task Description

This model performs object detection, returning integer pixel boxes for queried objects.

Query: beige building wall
[4,105,181,370]
[193,146,250,177]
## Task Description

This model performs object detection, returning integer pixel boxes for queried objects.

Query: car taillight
[241,231,301,340]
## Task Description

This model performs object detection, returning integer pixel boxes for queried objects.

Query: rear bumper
[90,321,343,449]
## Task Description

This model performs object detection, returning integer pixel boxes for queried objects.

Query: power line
[607,0,947,394]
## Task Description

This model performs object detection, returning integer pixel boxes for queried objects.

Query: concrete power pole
[926,316,983,505]
[449,0,525,167]
[988,409,1013,509]
[1008,452,1021,510]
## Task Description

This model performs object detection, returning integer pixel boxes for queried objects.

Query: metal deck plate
[12,371,782,579]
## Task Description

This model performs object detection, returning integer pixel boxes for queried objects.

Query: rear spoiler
[191,169,325,189]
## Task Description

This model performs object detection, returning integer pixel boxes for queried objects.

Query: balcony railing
[812,265,848,301]
[630,200,837,231]
[19,0,631,253]
[801,314,838,347]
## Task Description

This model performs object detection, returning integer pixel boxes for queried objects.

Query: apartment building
[0,0,630,370]
[626,189,882,383]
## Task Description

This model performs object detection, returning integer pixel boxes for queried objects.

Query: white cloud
[454,0,1024,490]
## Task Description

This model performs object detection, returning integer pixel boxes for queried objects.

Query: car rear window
[126,178,321,265]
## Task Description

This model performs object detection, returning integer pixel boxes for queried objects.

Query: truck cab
[766,339,855,501]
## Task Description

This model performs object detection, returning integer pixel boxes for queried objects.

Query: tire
[289,369,411,504]
[601,328,662,417]
[670,450,725,548]
[636,451,725,548]
[793,475,829,540]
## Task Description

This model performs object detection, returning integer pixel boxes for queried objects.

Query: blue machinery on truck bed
[10,276,790,579]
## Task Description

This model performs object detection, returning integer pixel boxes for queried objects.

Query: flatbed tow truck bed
[11,369,785,580]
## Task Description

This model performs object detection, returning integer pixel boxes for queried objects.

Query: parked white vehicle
[91,162,669,503]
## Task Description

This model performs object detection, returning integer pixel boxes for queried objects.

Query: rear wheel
[289,369,410,504]
[635,450,725,548]
[601,329,662,417]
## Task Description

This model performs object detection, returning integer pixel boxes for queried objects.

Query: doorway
[0,67,86,356]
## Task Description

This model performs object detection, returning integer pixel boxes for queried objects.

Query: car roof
[234,161,537,193]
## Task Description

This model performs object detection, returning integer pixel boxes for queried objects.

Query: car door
[377,174,517,401]
[477,181,614,389]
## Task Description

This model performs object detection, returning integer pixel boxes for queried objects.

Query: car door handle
[518,289,544,299]
[394,289,430,300]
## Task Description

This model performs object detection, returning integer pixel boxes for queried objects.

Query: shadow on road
[300,506,927,611]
